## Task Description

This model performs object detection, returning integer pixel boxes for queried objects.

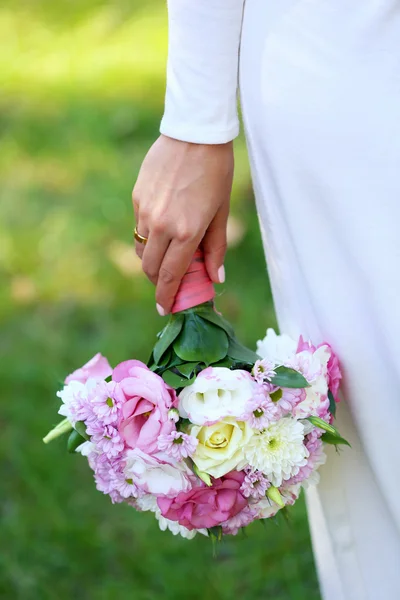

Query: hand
[132,134,234,314]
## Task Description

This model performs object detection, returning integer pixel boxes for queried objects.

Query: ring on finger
[134,226,148,245]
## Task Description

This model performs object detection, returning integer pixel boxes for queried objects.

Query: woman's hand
[132,134,234,315]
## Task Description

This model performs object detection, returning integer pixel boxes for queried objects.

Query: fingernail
[156,303,166,316]
[217,265,225,284]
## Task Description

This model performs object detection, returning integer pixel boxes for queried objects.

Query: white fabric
[161,1,400,598]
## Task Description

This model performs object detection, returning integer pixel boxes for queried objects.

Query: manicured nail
[217,265,225,284]
[156,303,166,316]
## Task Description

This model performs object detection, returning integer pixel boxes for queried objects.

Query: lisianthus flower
[124,448,193,498]
[244,418,309,487]
[116,361,176,455]
[157,431,198,460]
[256,329,298,366]
[65,353,112,385]
[178,367,255,426]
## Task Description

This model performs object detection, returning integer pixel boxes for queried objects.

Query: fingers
[203,201,229,284]
[141,227,171,285]
[155,237,200,314]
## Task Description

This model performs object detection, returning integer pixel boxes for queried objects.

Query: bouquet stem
[43,417,73,444]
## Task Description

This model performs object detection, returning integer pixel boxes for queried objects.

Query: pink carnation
[65,353,112,385]
[115,361,176,455]
[321,343,342,402]
[157,471,247,531]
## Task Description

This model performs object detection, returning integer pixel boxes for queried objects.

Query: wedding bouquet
[44,250,348,541]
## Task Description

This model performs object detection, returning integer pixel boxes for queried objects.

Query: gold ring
[134,226,148,245]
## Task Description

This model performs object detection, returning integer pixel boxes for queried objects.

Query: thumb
[202,206,228,284]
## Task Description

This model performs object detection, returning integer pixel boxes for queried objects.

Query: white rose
[124,449,193,497]
[256,328,298,366]
[178,367,255,426]
[190,417,254,478]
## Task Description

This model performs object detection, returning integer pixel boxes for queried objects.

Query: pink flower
[320,343,342,402]
[91,380,125,425]
[157,431,198,460]
[240,469,270,499]
[124,448,193,497]
[91,425,124,459]
[252,359,276,384]
[245,390,280,429]
[65,353,112,385]
[157,471,247,531]
[296,335,316,354]
[221,506,257,535]
[277,387,306,415]
[116,361,176,455]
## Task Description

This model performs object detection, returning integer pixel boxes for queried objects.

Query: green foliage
[271,366,310,389]
[173,312,229,364]
[67,429,86,453]
[328,389,336,417]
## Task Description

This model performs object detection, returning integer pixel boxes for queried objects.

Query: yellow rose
[190,418,254,478]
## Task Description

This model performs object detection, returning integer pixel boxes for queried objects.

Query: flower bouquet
[44,250,349,541]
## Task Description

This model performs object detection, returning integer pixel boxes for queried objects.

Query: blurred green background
[1,2,320,599]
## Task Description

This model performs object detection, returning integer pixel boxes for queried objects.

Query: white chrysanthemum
[256,329,298,366]
[244,418,309,487]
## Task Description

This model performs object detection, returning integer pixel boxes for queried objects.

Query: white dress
[160,2,400,598]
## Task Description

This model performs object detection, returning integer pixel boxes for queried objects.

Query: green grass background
[0,2,320,598]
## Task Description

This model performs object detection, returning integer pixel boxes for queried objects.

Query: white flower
[252,484,301,519]
[256,329,297,366]
[75,441,96,456]
[291,346,330,418]
[244,418,309,487]
[178,367,255,426]
[135,494,204,539]
[57,380,91,426]
[190,418,254,478]
[124,448,193,497]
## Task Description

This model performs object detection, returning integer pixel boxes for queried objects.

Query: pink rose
[157,471,247,531]
[65,353,112,384]
[116,360,176,454]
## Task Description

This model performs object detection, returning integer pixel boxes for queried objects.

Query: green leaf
[192,304,235,338]
[328,389,336,417]
[173,313,229,365]
[67,430,86,453]
[74,421,89,441]
[153,314,184,365]
[271,366,310,389]
[321,432,351,447]
[307,415,339,436]
[226,337,260,364]
[212,357,235,368]
[176,362,199,378]
[208,526,223,542]
[162,370,196,389]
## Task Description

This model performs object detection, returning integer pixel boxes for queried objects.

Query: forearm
[160,0,246,144]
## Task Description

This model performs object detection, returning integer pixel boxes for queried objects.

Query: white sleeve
[160,0,246,144]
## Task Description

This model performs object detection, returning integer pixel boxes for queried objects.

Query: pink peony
[157,471,247,531]
[115,361,176,455]
[65,353,112,385]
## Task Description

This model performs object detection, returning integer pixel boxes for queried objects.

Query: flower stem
[43,418,73,444]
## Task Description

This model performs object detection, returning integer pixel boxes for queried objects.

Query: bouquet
[44,250,349,541]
